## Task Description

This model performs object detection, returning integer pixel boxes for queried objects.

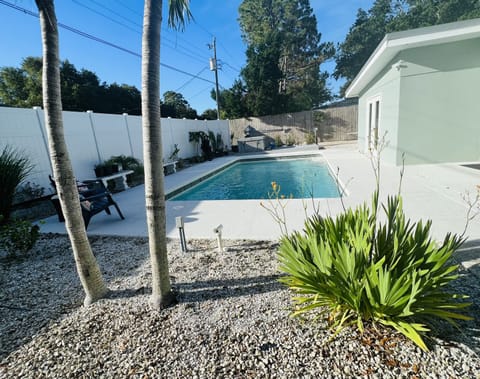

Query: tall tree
[199,108,218,120]
[241,31,288,116]
[334,0,395,95]
[0,57,43,107]
[161,90,198,119]
[0,57,141,114]
[214,79,248,119]
[141,0,191,310]
[334,0,480,95]
[238,0,334,115]
[35,0,108,306]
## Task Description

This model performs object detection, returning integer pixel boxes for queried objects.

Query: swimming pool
[169,157,341,201]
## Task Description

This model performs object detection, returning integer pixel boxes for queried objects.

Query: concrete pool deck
[38,142,480,269]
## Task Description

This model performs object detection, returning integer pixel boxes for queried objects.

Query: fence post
[123,113,135,157]
[86,110,102,163]
[32,106,53,173]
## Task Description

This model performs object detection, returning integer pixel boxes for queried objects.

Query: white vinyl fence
[0,106,229,194]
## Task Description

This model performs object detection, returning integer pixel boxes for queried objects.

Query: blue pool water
[170,158,341,201]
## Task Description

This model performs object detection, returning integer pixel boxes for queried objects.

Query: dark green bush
[0,146,33,224]
[107,155,144,186]
[278,193,471,351]
[0,218,40,258]
[106,155,141,171]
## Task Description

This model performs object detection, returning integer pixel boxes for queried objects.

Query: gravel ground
[1,234,479,378]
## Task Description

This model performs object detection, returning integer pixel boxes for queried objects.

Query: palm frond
[168,0,193,30]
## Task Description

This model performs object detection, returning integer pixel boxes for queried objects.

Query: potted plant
[104,158,120,173]
[94,163,106,178]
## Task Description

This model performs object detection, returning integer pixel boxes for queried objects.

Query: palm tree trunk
[35,0,108,306]
[142,0,175,310]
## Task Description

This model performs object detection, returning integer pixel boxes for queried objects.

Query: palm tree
[35,0,108,305]
[142,0,191,310]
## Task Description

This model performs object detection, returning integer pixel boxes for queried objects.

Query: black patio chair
[49,176,125,229]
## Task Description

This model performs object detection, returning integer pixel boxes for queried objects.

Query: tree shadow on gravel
[175,274,285,303]
[103,274,286,303]
[0,234,150,361]
[0,235,279,361]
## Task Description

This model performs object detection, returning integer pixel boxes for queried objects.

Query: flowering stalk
[260,181,292,236]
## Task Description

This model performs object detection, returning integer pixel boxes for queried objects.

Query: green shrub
[106,155,141,171]
[285,134,296,146]
[305,132,316,145]
[107,155,144,186]
[278,193,471,351]
[0,218,40,258]
[0,146,33,224]
[274,134,283,147]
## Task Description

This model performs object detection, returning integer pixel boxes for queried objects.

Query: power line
[189,85,214,100]
[193,20,214,37]
[71,0,141,35]
[116,0,143,18]
[222,61,241,73]
[83,0,141,28]
[0,0,216,86]
[175,66,209,92]
[77,0,235,82]
[162,38,210,65]
[189,20,242,73]
[71,0,210,64]
[162,27,211,58]
[217,40,241,68]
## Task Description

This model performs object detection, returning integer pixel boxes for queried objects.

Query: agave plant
[278,192,471,351]
[0,146,33,224]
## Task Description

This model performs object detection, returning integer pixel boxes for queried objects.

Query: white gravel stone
[0,234,479,378]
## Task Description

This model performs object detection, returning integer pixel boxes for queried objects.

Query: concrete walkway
[38,143,480,269]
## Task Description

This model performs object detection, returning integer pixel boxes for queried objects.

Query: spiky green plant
[0,146,33,224]
[278,192,471,351]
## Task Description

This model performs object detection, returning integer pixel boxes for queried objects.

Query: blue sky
[0,0,374,114]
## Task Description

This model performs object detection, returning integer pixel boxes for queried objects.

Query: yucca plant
[278,191,472,351]
[0,146,33,224]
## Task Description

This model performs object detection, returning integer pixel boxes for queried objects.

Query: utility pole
[208,37,221,119]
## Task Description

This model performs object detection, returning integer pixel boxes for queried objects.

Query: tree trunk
[142,0,175,310]
[35,0,108,306]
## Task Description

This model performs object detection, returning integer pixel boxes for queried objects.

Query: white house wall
[396,38,480,164]
[357,64,402,164]
[0,107,229,193]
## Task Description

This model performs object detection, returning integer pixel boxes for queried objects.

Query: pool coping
[37,143,480,248]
